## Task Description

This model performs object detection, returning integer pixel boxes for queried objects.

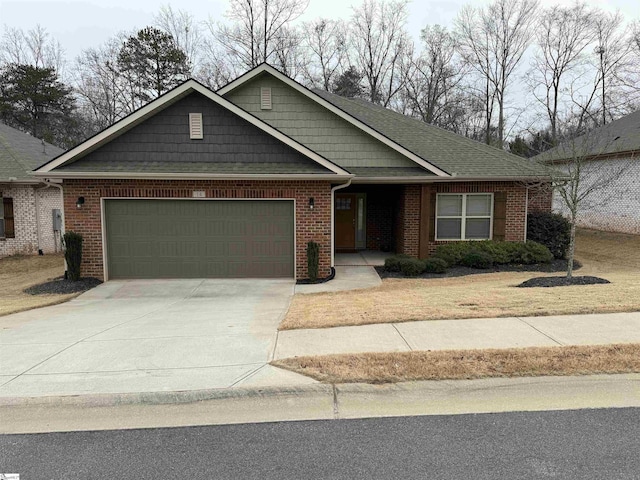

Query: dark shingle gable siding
[59,92,331,174]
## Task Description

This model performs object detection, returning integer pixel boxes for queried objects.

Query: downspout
[524,185,529,242]
[34,184,46,255]
[330,178,353,268]
[41,179,65,262]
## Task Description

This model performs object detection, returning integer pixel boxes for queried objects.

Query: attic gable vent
[189,113,203,139]
[260,87,272,110]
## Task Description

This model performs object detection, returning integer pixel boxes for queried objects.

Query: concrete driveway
[0,279,314,398]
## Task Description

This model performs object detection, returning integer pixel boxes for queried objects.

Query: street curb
[0,384,335,408]
[1,373,639,409]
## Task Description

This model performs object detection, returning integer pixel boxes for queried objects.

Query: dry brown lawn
[282,229,640,330]
[272,344,640,383]
[0,254,77,318]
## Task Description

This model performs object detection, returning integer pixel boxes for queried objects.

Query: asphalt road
[1,408,639,479]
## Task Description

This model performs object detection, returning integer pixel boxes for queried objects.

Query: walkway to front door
[335,251,391,266]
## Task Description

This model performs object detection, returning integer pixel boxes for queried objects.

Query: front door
[335,194,356,251]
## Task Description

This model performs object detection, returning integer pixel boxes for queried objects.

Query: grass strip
[272,344,640,384]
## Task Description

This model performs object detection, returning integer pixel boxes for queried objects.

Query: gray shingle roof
[534,110,640,162]
[312,89,548,178]
[0,122,64,182]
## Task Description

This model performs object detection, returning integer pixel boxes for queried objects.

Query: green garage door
[104,199,294,279]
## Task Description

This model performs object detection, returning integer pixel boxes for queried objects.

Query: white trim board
[35,79,350,177]
[217,64,450,178]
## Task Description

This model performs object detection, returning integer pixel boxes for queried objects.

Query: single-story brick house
[534,110,639,235]
[1,122,64,257]
[34,64,550,281]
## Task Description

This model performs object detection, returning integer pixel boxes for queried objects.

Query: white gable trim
[218,64,450,177]
[35,79,350,177]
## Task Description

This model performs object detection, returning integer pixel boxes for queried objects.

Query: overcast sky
[0,0,638,62]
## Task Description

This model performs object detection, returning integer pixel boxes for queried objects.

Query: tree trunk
[566,220,576,279]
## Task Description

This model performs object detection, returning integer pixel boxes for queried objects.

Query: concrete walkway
[295,251,389,294]
[274,312,640,359]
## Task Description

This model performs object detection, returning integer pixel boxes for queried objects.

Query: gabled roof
[0,122,63,183]
[218,64,450,177]
[35,79,351,179]
[535,110,640,162]
[313,89,548,178]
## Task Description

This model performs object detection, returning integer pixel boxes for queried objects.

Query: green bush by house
[527,211,571,259]
[63,231,83,282]
[307,241,320,282]
[433,240,553,267]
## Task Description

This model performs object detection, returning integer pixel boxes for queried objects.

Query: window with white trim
[436,194,493,240]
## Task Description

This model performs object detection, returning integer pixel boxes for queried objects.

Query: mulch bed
[376,259,581,279]
[24,277,103,295]
[517,276,611,288]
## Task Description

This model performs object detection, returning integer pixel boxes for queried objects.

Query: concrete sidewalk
[274,312,640,359]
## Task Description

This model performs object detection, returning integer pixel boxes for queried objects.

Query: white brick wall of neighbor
[1,184,63,257]
[553,156,640,235]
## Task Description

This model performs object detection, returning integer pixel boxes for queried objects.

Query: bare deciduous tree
[455,0,538,146]
[403,25,467,131]
[0,25,65,73]
[302,19,349,90]
[208,0,309,75]
[539,134,635,278]
[528,2,597,145]
[154,5,203,76]
[350,0,411,107]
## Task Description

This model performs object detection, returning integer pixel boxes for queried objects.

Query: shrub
[63,231,83,282]
[432,243,473,266]
[399,258,426,276]
[384,254,412,272]
[306,241,320,282]
[423,258,448,274]
[460,250,494,269]
[527,211,571,259]
[517,241,554,264]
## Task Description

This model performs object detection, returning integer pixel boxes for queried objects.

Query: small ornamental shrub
[399,258,426,276]
[460,250,494,269]
[384,254,412,272]
[423,257,448,274]
[527,211,571,259]
[432,243,473,266]
[63,231,83,282]
[307,241,320,282]
[518,241,554,264]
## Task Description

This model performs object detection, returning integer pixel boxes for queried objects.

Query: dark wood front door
[335,194,356,251]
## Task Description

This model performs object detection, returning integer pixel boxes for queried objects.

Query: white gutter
[330,178,353,268]
[351,175,551,184]
[32,172,353,181]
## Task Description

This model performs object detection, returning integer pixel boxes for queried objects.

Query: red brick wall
[63,179,332,280]
[387,182,533,257]
[527,183,553,212]
[395,185,421,257]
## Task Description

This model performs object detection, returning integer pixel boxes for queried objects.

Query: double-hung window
[436,194,493,240]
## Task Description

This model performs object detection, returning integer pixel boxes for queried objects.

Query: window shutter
[189,113,203,139]
[3,197,15,238]
[492,192,507,241]
[428,192,437,242]
[260,87,272,110]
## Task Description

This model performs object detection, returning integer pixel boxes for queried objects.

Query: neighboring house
[34,64,550,281]
[0,122,64,257]
[534,111,640,235]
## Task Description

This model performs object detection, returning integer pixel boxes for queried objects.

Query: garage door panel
[105,200,294,279]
